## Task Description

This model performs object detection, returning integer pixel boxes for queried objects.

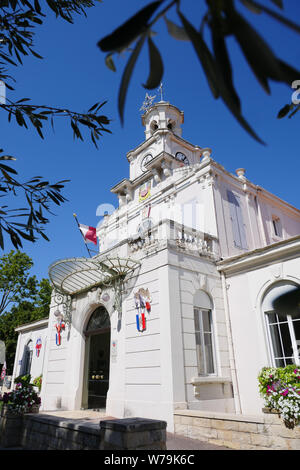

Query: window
[272,216,282,237]
[86,306,110,333]
[263,284,300,367]
[194,308,215,375]
[265,312,300,367]
[21,340,33,375]
[227,190,248,250]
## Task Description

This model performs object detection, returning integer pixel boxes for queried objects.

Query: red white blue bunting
[134,289,151,333]
[55,319,65,346]
[35,337,42,357]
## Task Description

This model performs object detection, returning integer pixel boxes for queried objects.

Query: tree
[0,0,111,249]
[0,250,52,372]
[0,249,37,315]
[97,0,300,142]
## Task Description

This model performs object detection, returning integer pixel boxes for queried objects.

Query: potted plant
[32,375,42,393]
[258,365,300,429]
[0,377,41,414]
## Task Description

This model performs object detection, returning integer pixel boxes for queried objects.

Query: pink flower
[280,389,289,396]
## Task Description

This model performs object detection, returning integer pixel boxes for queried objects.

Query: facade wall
[220,249,300,416]
[212,169,300,259]
[167,248,235,414]
[12,320,48,385]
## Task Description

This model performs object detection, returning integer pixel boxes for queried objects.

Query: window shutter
[227,190,248,250]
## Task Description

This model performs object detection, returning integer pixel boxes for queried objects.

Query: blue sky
[0,0,299,281]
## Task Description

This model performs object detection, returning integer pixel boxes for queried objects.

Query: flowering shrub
[0,380,41,414]
[258,365,300,429]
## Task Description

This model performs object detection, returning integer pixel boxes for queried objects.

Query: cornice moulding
[217,235,300,276]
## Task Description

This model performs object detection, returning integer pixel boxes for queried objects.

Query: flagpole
[73,213,93,258]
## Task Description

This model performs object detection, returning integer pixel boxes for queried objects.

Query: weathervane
[158,82,164,101]
[140,93,156,112]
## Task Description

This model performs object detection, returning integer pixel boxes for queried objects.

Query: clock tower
[122,100,203,185]
[107,98,211,250]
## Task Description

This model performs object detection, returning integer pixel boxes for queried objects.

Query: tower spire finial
[158,82,164,101]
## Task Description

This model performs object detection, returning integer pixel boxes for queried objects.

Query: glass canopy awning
[49,256,141,296]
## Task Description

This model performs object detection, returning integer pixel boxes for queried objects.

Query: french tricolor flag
[79,224,97,245]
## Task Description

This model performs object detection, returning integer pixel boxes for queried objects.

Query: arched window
[194,291,215,375]
[85,306,110,333]
[263,283,300,367]
[150,120,158,134]
[22,340,33,375]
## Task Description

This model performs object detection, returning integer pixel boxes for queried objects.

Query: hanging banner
[35,338,42,357]
[136,312,146,332]
[55,319,65,346]
[139,182,151,202]
[134,288,152,333]
[111,340,118,363]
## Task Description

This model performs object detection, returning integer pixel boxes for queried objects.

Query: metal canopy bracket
[49,255,141,324]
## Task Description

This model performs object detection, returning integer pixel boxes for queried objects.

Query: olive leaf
[269,0,283,9]
[164,15,190,41]
[105,53,116,72]
[210,19,241,112]
[98,1,162,53]
[178,11,219,99]
[229,11,283,91]
[239,0,262,14]
[118,33,147,125]
[277,103,293,119]
[239,0,300,34]
[143,36,164,90]
[178,10,264,143]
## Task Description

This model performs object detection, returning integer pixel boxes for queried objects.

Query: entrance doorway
[84,306,110,409]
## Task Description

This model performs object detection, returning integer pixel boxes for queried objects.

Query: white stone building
[12,101,300,432]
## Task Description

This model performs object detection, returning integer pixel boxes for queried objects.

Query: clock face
[175,151,189,166]
[141,154,153,172]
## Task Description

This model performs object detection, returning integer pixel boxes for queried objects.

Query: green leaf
[143,37,164,90]
[269,0,283,9]
[178,12,264,143]
[277,59,300,86]
[118,33,147,125]
[105,54,116,72]
[210,21,241,112]
[0,226,4,250]
[229,11,282,91]
[164,16,190,41]
[88,102,100,112]
[34,0,41,14]
[15,109,25,126]
[39,231,50,242]
[241,0,300,34]
[277,103,293,119]
[98,1,162,53]
[178,11,219,99]
[239,0,262,14]
[0,163,17,174]
[29,47,43,59]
